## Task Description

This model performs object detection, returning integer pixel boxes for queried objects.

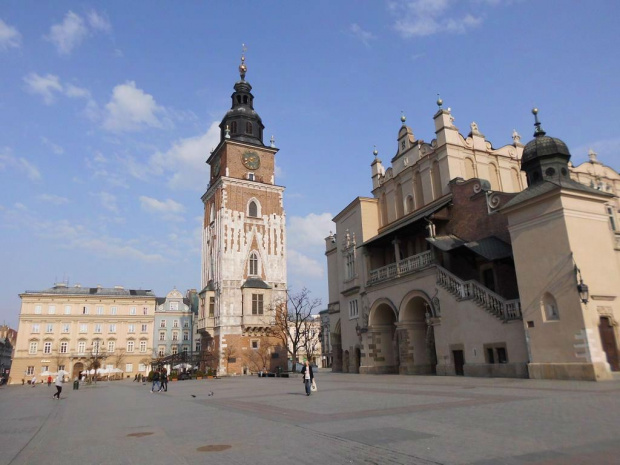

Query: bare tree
[302,318,321,365]
[113,348,127,369]
[273,288,321,371]
[223,344,236,373]
[246,340,273,373]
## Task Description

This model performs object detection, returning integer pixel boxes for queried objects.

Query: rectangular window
[252,294,264,315]
[58,364,65,372]
[32,323,40,333]
[141,324,147,333]
[60,341,68,353]
[29,342,38,354]
[34,305,41,314]
[184,321,189,328]
[172,332,179,341]
[160,320,166,328]
[182,346,188,355]
[27,366,35,375]
[345,251,355,280]
[128,324,135,333]
[138,363,146,372]
[195,342,201,353]
[44,342,52,354]
[48,305,56,314]
[607,206,617,231]
[349,299,359,319]
[125,363,133,373]
[130,307,136,315]
[109,324,116,333]
[127,341,134,353]
[251,340,259,349]
[46,323,53,333]
[158,346,165,356]
[41,365,49,373]
[107,341,115,353]
[140,341,147,352]
[78,341,86,354]
[173,319,179,328]
[64,305,71,315]
[486,348,495,364]
[497,347,508,364]
[159,332,166,341]
[79,324,87,333]
[62,323,70,333]
[171,345,178,355]
[170,301,179,311]
[94,324,102,333]
[83,306,89,315]
[183,331,189,341]
[96,306,104,315]
[143,307,148,315]
[111,306,117,315]
[209,297,215,317]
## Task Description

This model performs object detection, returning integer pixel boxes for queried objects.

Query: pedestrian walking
[151,370,160,392]
[53,373,63,399]
[31,375,37,387]
[47,375,52,387]
[300,360,314,396]
[159,370,168,392]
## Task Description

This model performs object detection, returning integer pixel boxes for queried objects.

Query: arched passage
[331,319,343,373]
[398,292,437,375]
[363,299,398,374]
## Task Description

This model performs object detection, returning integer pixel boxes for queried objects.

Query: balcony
[368,250,435,285]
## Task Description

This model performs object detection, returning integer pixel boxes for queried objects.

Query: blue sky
[1,1,619,327]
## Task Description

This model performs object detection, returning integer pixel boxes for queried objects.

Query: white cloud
[139,196,186,221]
[148,121,220,190]
[287,249,324,279]
[391,0,483,37]
[23,73,63,105]
[0,147,41,181]
[102,81,165,132]
[0,18,21,50]
[41,137,65,155]
[87,10,111,32]
[288,212,334,249]
[92,191,119,213]
[47,11,88,55]
[46,10,111,55]
[349,23,376,46]
[37,194,69,205]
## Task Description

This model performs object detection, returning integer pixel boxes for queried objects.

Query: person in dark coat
[300,360,314,396]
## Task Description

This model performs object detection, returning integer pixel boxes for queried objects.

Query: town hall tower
[198,50,287,375]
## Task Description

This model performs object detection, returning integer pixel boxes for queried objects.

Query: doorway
[599,317,620,371]
[453,350,465,376]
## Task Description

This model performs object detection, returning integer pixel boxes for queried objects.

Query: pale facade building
[154,288,192,359]
[287,315,323,366]
[197,53,288,375]
[325,103,620,381]
[11,283,156,384]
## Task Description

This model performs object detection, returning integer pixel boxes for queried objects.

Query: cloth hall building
[325,103,620,381]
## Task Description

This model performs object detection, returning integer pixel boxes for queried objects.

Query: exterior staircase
[436,266,522,322]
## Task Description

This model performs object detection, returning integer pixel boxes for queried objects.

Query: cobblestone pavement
[1,372,619,465]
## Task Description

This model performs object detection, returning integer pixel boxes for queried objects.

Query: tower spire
[239,43,247,80]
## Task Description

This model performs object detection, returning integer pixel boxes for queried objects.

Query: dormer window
[248,173,255,181]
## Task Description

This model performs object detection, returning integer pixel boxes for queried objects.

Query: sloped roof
[241,278,272,289]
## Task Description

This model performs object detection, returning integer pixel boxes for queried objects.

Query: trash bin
[73,380,79,390]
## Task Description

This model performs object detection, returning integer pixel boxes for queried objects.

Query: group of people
[150,369,168,392]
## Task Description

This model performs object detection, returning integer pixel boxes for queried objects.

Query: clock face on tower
[213,156,221,177]
[242,151,260,170]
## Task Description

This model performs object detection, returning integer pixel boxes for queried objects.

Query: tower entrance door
[599,317,619,371]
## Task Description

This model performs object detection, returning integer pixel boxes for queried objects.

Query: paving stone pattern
[1,372,619,465]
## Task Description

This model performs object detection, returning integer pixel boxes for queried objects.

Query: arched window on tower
[236,95,241,104]
[247,199,260,218]
[406,195,414,214]
[243,95,248,104]
[231,121,237,134]
[246,122,252,134]
[249,252,259,276]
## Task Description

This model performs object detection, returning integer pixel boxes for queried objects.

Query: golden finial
[239,43,247,80]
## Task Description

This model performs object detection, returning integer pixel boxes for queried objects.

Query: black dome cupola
[521,108,571,186]
[219,46,265,146]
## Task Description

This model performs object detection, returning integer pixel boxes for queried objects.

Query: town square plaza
[1,372,619,465]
